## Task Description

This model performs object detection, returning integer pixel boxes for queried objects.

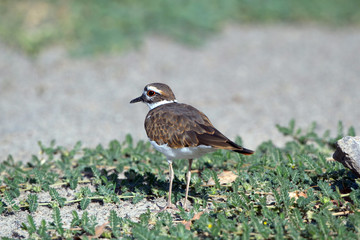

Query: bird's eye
[147,90,155,97]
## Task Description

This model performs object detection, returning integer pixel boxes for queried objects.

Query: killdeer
[130,83,254,210]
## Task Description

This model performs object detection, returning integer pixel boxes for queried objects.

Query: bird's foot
[182,205,190,212]
[155,202,178,212]
[182,201,191,212]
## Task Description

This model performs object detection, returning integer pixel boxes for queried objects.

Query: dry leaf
[88,221,109,239]
[288,190,307,202]
[181,211,204,230]
[183,220,192,230]
[207,171,238,186]
[192,211,204,221]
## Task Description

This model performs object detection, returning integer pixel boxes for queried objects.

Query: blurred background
[1,0,360,161]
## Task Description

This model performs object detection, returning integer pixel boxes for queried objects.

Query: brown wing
[145,103,254,155]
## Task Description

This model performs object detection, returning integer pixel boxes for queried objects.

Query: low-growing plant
[0,121,359,238]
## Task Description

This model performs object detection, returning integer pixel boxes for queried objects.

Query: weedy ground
[1,0,360,56]
[1,120,360,239]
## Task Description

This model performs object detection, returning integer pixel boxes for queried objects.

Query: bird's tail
[227,140,254,155]
[234,147,254,155]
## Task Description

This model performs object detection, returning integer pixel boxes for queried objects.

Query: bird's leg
[183,159,193,211]
[167,161,176,208]
[158,160,177,211]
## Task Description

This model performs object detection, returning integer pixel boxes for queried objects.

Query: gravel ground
[1,25,360,162]
[1,24,360,238]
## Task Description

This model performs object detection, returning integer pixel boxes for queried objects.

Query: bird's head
[130,83,177,109]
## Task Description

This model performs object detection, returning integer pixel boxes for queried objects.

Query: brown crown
[145,83,176,102]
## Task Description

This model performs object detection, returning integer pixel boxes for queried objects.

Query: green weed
[0,121,359,238]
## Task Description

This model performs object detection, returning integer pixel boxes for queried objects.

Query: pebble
[333,136,360,177]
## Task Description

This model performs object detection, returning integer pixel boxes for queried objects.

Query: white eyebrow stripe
[147,86,163,94]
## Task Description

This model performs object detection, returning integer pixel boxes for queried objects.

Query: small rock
[333,136,360,177]
[266,194,276,205]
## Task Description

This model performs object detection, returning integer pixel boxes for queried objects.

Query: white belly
[149,140,215,161]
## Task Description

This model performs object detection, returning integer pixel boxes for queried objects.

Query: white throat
[147,99,177,110]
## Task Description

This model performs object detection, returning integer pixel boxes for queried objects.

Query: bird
[130,83,254,211]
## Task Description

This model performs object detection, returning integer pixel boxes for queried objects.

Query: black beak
[130,95,144,104]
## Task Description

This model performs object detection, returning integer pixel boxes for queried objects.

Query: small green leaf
[348,126,356,136]
[132,193,144,204]
[337,121,344,138]
[109,210,121,237]
[318,181,334,198]
[53,207,64,236]
[211,170,221,189]
[80,197,90,210]
[91,166,101,181]
[132,224,156,240]
[71,210,81,227]
[0,200,4,214]
[22,214,37,235]
[27,194,38,213]
[125,134,133,147]
[69,170,80,190]
[38,220,51,240]
[3,190,20,212]
[49,188,66,207]
[81,211,96,235]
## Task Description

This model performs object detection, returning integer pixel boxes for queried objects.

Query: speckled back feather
[145,102,254,155]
